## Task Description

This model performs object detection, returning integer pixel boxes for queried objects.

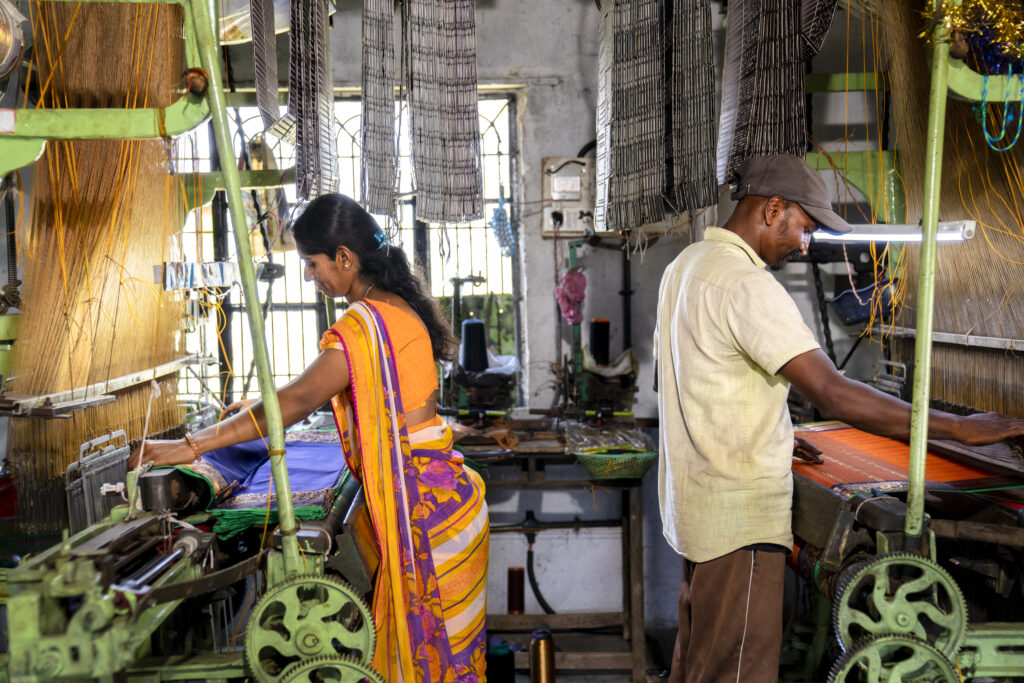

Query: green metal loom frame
[0,0,301,575]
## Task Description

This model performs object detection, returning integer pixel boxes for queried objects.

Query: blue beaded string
[977,64,1024,152]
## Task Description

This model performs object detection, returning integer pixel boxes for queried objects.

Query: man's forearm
[818,377,963,441]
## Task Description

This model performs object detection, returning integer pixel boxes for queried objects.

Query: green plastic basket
[573,446,657,480]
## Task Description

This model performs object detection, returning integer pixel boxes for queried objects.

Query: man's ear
[763,196,786,225]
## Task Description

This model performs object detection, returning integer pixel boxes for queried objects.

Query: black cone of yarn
[460,318,488,372]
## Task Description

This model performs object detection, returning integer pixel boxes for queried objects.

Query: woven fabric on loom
[361,0,396,214]
[250,0,279,130]
[670,0,718,211]
[717,0,807,184]
[407,0,483,222]
[792,427,991,490]
[288,0,338,199]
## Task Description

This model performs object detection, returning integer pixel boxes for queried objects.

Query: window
[175,94,519,406]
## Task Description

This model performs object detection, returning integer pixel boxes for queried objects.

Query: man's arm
[780,348,1024,446]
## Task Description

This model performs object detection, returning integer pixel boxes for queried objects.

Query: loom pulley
[831,553,968,659]
[826,634,959,682]
[244,574,376,682]
[279,655,384,683]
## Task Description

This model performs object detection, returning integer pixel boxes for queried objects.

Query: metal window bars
[176,95,517,403]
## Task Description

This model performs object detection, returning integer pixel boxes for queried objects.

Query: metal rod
[621,247,632,351]
[190,0,299,574]
[490,519,621,534]
[905,14,951,539]
[872,326,1024,352]
[0,355,205,415]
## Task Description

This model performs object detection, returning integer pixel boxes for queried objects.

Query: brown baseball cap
[731,154,853,234]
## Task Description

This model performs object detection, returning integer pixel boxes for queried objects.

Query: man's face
[765,201,816,270]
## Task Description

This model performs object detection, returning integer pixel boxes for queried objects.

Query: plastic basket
[573,446,657,480]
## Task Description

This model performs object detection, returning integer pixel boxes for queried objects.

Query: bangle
[184,433,202,462]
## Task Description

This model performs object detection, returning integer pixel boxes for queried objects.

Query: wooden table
[460,429,647,683]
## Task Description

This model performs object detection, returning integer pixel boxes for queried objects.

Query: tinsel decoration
[928,1,1024,151]
[929,0,1024,73]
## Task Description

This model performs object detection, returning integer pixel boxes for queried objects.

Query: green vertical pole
[568,242,583,404]
[325,297,337,325]
[905,13,951,539]
[189,0,300,573]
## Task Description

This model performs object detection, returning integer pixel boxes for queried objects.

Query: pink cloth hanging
[555,269,587,324]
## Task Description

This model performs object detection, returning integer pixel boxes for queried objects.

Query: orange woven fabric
[792,426,993,489]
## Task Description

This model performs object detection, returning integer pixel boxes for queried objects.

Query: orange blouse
[322,300,440,433]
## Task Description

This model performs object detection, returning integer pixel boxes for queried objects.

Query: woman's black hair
[291,193,457,362]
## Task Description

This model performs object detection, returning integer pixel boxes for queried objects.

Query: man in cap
[655,154,1024,683]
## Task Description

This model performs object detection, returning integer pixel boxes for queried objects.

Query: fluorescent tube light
[814,220,976,243]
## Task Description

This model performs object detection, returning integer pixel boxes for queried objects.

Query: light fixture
[814,220,977,243]
[0,0,26,82]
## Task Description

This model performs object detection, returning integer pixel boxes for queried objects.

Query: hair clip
[374,229,390,250]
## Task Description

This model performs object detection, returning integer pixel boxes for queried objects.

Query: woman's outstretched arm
[136,348,351,467]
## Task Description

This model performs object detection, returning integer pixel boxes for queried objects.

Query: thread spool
[507,567,525,614]
[530,628,555,683]
[485,641,516,683]
[589,318,610,366]
[460,318,488,372]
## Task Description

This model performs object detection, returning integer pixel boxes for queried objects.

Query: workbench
[457,422,647,682]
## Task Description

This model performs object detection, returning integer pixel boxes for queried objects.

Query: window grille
[174,95,518,406]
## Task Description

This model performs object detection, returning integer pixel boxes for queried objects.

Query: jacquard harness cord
[9,1,186,532]
[880,0,1024,418]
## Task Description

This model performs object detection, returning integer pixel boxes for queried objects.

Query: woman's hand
[221,398,257,419]
[131,439,197,468]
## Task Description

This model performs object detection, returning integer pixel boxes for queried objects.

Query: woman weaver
[141,194,489,682]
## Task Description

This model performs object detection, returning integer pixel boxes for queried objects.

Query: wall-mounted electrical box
[541,157,603,237]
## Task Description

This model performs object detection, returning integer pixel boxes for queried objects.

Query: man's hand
[793,436,823,464]
[955,412,1024,446]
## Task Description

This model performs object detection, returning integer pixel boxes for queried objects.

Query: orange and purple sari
[320,300,488,682]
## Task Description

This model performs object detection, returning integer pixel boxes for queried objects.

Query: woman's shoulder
[324,299,428,344]
[366,298,428,335]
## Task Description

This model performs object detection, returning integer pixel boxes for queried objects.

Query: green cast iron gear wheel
[280,654,385,683]
[827,634,958,683]
[245,574,376,683]
[832,553,967,659]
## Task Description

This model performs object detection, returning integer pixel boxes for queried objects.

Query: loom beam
[0,0,207,176]
[0,91,211,176]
